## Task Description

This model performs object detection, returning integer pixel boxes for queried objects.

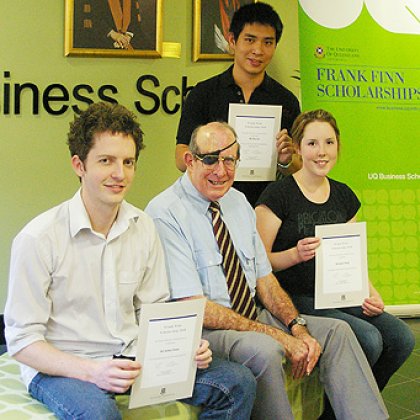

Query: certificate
[129,299,205,409]
[228,104,282,181]
[315,222,369,309]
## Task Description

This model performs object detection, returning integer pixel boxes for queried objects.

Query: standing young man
[4,103,256,419]
[176,2,302,206]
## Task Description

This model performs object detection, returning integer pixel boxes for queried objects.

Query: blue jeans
[29,357,256,420]
[292,295,415,390]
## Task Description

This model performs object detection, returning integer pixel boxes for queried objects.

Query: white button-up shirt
[5,190,169,388]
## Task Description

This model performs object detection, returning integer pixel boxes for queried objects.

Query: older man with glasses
[146,121,388,420]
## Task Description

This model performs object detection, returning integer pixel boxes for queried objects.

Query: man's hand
[292,326,322,376]
[195,339,212,369]
[90,358,141,393]
[362,295,384,317]
[283,326,322,379]
[275,129,294,166]
[283,334,310,379]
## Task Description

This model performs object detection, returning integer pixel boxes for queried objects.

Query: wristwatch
[287,316,307,330]
[277,160,292,169]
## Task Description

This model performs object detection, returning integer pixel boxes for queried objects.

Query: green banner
[298,1,420,305]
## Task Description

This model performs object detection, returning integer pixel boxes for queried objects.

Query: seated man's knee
[191,358,256,415]
[57,391,121,420]
[329,318,383,365]
[30,375,121,420]
[322,318,383,364]
[224,362,257,402]
[81,399,121,420]
[317,317,355,349]
[234,333,285,377]
[326,317,355,338]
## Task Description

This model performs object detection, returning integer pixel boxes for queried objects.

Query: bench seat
[0,353,323,419]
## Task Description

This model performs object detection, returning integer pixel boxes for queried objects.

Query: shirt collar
[179,173,230,216]
[220,65,237,89]
[69,189,92,237]
[111,200,140,239]
[69,189,139,238]
[220,65,272,93]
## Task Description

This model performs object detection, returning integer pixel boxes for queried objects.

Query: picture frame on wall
[64,0,163,58]
[193,0,255,61]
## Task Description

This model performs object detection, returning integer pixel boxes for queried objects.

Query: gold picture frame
[65,0,163,58]
[193,0,255,61]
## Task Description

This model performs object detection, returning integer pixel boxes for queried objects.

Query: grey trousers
[203,310,389,420]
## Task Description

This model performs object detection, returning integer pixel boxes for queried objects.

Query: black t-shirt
[256,176,361,296]
[177,66,301,207]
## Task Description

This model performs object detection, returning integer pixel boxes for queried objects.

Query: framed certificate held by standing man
[228,104,282,182]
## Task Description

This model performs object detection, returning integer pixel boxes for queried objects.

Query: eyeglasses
[194,154,239,171]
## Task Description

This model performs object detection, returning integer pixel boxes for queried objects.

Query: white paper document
[228,103,282,181]
[315,222,369,309]
[129,299,205,409]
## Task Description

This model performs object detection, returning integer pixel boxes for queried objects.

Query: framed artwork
[64,0,163,58]
[193,0,255,61]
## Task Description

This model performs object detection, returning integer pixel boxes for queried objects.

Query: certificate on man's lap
[129,299,205,408]
[315,222,369,309]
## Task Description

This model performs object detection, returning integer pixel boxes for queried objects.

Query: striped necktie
[209,201,257,320]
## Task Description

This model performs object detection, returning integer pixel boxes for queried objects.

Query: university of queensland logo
[314,45,325,59]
